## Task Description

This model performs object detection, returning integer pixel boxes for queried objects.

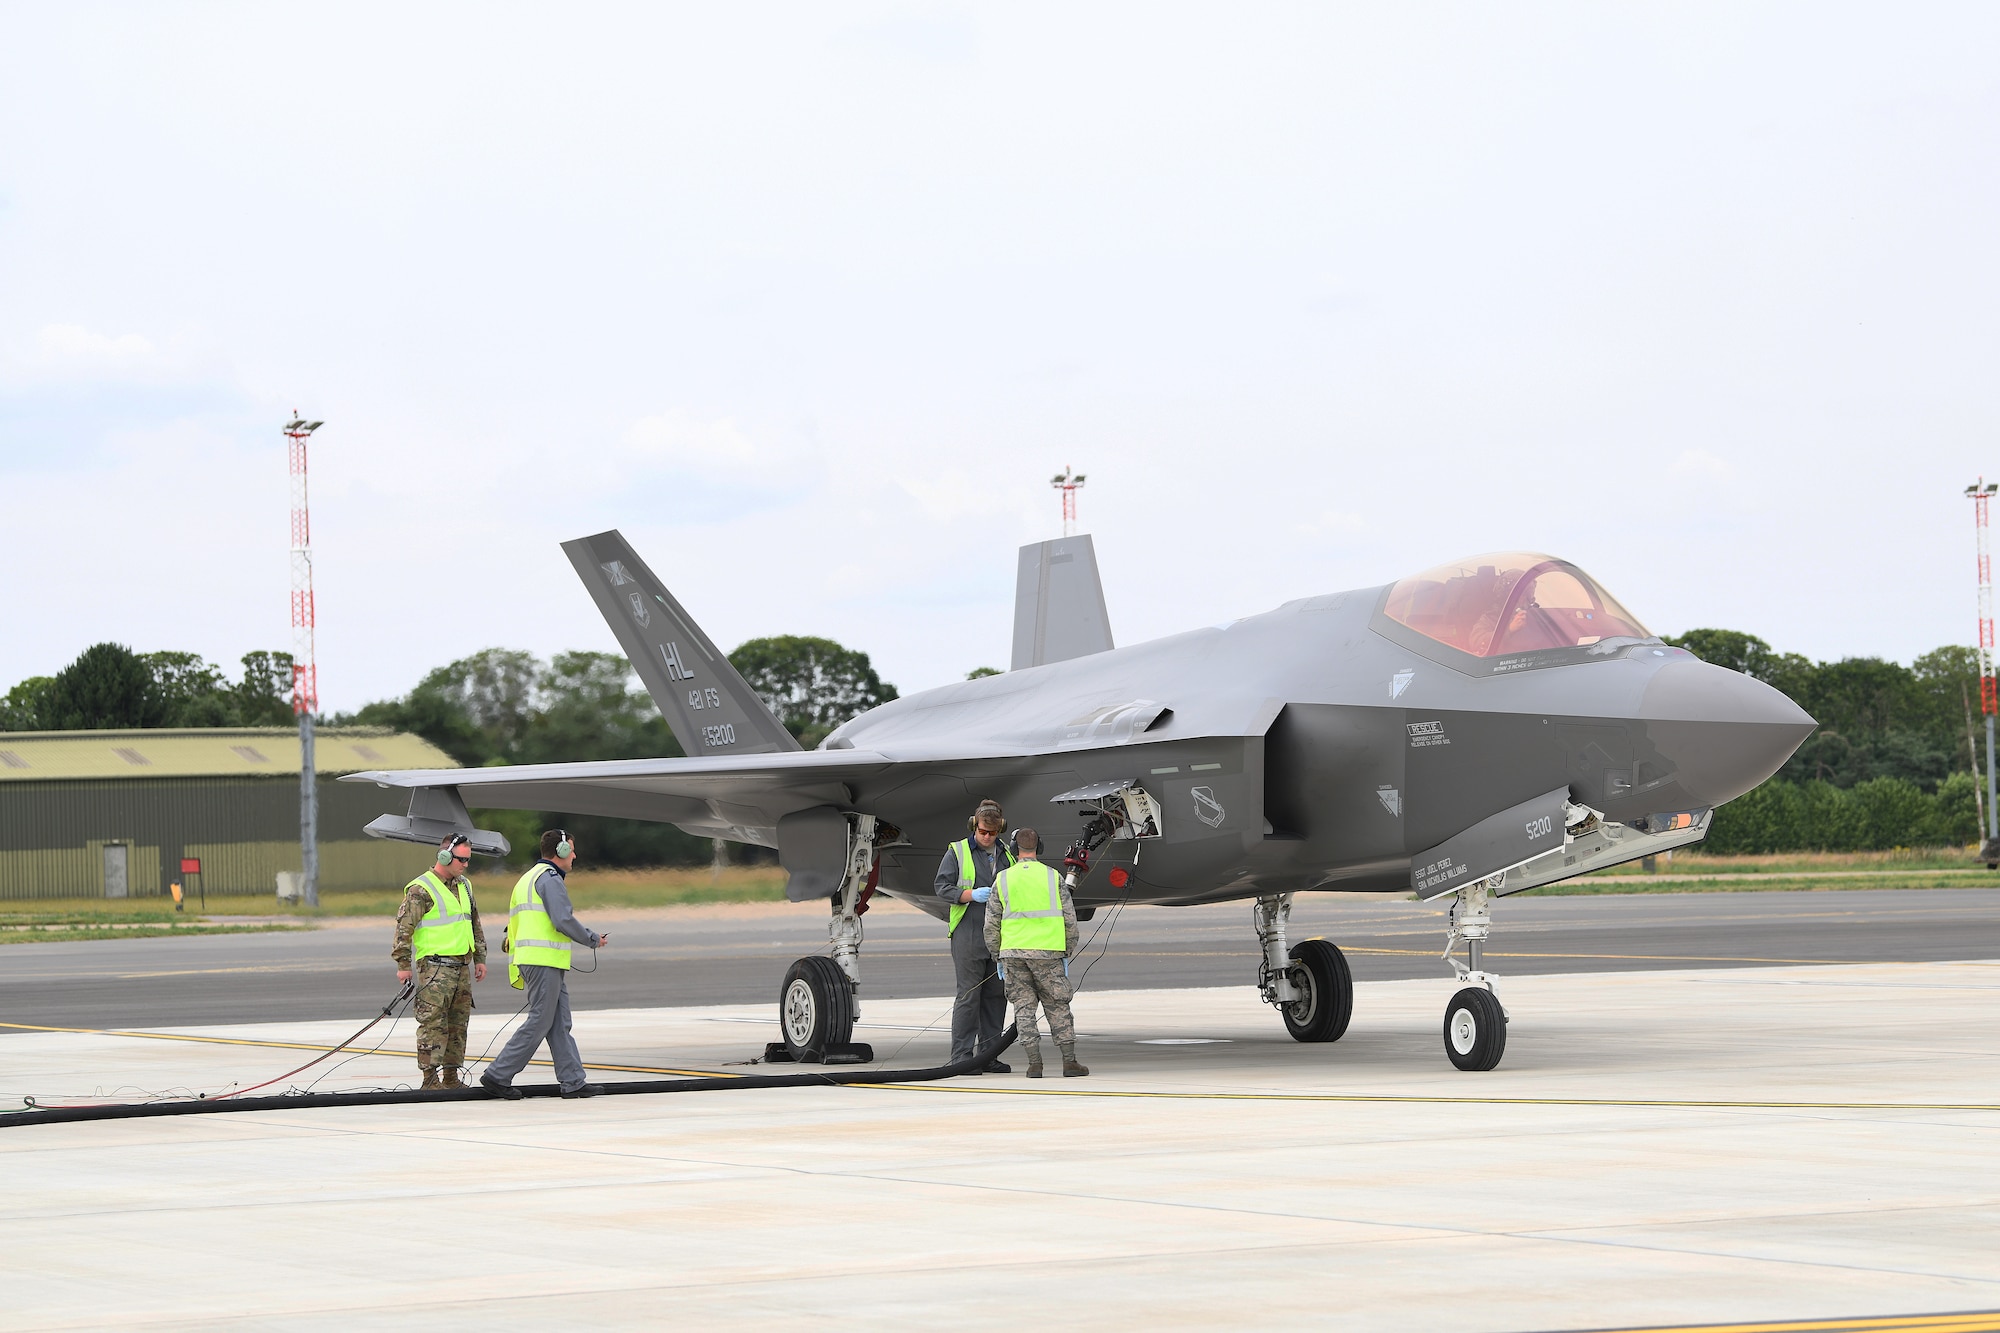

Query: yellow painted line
[853,1081,2000,1112]
[0,1020,729,1080]
[1337,946,1953,966]
[1569,1313,2000,1333]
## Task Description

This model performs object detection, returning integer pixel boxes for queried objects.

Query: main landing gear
[1440,875,1507,1072]
[1255,893,1354,1043]
[769,815,878,1066]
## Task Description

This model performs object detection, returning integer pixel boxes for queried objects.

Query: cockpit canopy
[1382,553,1650,659]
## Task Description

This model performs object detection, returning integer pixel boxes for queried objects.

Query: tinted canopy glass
[1382,553,1650,658]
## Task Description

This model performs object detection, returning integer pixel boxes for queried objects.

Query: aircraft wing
[347,749,897,847]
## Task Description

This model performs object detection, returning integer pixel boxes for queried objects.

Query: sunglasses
[450,854,472,865]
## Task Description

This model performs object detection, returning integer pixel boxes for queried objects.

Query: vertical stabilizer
[1011,534,1115,670]
[562,530,802,756]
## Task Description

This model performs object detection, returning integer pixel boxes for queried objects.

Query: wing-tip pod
[363,785,512,858]
[561,529,802,758]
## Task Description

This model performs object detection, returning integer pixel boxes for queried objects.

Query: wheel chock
[763,1041,875,1066]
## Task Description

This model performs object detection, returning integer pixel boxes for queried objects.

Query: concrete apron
[4,961,1999,1331]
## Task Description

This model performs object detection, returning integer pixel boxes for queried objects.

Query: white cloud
[1672,448,1737,484]
[620,410,767,475]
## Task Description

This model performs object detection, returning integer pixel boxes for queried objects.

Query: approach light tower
[1967,478,1999,856]
[1051,465,1086,537]
[286,415,324,907]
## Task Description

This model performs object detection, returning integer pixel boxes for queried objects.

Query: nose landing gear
[1441,875,1507,1071]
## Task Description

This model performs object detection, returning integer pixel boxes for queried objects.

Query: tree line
[1661,630,1987,853]
[0,635,898,868]
[1,644,299,730]
[5,627,1991,858]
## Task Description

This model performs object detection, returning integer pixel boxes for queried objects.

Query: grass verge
[1585,848,1991,877]
[0,923,311,945]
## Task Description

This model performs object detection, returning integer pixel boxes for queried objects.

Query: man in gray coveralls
[933,799,1013,1073]
[479,829,611,1100]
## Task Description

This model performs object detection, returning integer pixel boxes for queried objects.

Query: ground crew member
[391,833,488,1091]
[479,829,611,1100]
[933,798,1013,1073]
[984,827,1087,1077]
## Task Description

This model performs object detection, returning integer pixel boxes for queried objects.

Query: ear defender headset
[967,800,1007,836]
[554,830,573,859]
[436,834,470,868]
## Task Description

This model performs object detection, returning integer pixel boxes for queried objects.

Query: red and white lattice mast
[1967,478,1998,854]
[285,414,324,906]
[1051,464,1086,537]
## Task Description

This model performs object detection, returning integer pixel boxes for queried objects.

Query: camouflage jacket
[391,872,488,969]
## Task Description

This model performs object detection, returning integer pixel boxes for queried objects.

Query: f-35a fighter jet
[350,531,1814,1072]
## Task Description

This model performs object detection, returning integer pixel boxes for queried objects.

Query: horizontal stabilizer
[1012,535,1113,671]
[562,530,801,758]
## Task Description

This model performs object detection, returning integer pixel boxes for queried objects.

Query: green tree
[42,643,166,729]
[1663,629,1776,679]
[143,651,232,726]
[349,648,540,766]
[0,676,53,731]
[518,651,680,764]
[233,650,298,725]
[729,635,898,749]
[966,666,1001,680]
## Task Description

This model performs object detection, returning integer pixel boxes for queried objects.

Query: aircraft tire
[779,956,854,1062]
[1281,940,1353,1042]
[1443,986,1507,1072]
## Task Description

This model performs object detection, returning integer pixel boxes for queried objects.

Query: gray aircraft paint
[561,530,799,757]
[1012,535,1114,671]
[348,533,1815,920]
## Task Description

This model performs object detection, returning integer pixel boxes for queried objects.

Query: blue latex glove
[996,961,1005,981]
[1063,958,1070,979]
[970,886,992,904]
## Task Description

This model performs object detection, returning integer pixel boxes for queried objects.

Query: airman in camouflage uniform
[392,840,488,1090]
[984,827,1087,1077]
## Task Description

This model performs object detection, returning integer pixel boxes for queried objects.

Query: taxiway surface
[4,960,1997,1330]
[2,886,1995,1031]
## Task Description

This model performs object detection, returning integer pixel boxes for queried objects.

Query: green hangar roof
[0,729,457,781]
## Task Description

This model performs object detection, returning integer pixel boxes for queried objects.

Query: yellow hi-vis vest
[503,864,573,989]
[947,838,1013,936]
[994,860,1067,952]
[408,870,474,962]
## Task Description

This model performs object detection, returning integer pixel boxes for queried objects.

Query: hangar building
[0,728,455,901]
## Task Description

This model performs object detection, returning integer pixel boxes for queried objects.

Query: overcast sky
[3,4,1996,711]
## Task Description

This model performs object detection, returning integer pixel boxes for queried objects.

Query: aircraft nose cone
[1639,658,1817,807]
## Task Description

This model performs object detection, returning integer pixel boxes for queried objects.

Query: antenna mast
[1051,465,1086,537]
[1967,478,1998,857]
[285,414,324,907]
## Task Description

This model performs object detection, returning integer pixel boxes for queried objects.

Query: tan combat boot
[1059,1043,1089,1078]
[1024,1053,1044,1079]
[420,1066,441,1091]
[440,1067,465,1090]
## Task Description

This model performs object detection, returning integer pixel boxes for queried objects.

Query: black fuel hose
[0,1025,1018,1129]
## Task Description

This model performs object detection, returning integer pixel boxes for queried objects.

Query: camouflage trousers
[1000,957,1075,1060]
[414,956,474,1070]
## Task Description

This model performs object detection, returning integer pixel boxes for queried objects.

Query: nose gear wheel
[1443,986,1506,1071]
